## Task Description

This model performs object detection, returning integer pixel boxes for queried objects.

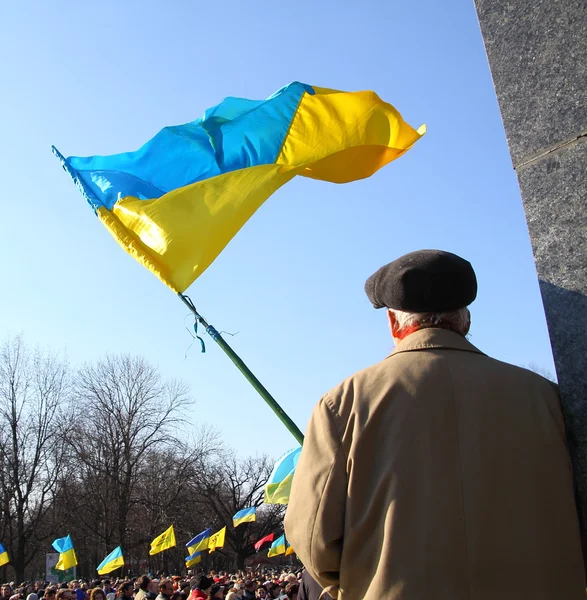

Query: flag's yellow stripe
[264,472,295,505]
[55,548,77,571]
[100,164,298,292]
[278,88,424,183]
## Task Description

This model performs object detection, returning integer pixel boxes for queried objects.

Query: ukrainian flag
[149,525,176,555]
[53,82,424,293]
[267,534,286,558]
[264,447,301,504]
[186,528,212,554]
[285,543,295,556]
[0,543,9,567]
[52,535,77,570]
[185,551,202,568]
[233,507,257,527]
[97,546,124,575]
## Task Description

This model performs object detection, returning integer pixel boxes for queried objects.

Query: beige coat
[285,328,585,599]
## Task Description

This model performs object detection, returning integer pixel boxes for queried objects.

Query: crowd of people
[0,571,309,600]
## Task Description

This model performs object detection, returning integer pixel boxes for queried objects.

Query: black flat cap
[365,249,477,312]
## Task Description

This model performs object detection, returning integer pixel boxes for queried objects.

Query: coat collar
[389,327,485,357]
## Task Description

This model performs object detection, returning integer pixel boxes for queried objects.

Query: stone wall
[474,0,587,556]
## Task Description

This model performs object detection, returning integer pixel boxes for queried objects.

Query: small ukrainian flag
[186,528,212,554]
[52,535,77,570]
[185,551,201,568]
[267,534,286,557]
[0,543,9,567]
[233,507,257,528]
[97,546,124,575]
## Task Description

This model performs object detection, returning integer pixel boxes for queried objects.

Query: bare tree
[192,451,285,570]
[69,355,192,553]
[0,337,70,582]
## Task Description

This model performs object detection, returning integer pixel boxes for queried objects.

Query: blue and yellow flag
[97,546,124,575]
[185,551,202,567]
[233,506,257,527]
[186,528,212,554]
[53,82,424,293]
[0,543,9,567]
[285,543,295,556]
[52,535,77,570]
[149,525,176,555]
[267,534,286,558]
[264,447,301,504]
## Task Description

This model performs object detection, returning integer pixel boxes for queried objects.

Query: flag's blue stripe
[61,82,315,211]
[268,447,301,484]
[0,544,5,554]
[270,534,285,549]
[186,528,212,548]
[52,535,73,553]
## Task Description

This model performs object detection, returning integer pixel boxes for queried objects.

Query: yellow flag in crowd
[208,527,226,553]
[149,525,176,555]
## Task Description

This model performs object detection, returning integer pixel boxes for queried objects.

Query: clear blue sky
[0,0,555,460]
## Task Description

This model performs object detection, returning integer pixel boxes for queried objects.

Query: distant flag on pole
[264,447,302,504]
[208,527,226,553]
[233,507,257,527]
[254,533,275,552]
[97,546,124,575]
[267,534,286,557]
[52,535,77,570]
[186,528,212,554]
[53,82,424,294]
[149,525,176,555]
[185,551,202,568]
[0,543,9,567]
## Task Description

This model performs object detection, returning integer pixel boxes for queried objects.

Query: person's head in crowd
[68,584,79,592]
[2,586,12,598]
[90,588,106,600]
[284,584,297,600]
[137,577,150,593]
[56,590,73,600]
[207,586,222,600]
[158,580,173,598]
[117,583,133,600]
[101,583,112,596]
[26,593,39,600]
[43,588,56,600]
[147,582,158,596]
[265,585,279,600]
[254,589,265,600]
[194,578,212,595]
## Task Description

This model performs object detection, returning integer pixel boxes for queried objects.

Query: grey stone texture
[474,0,587,561]
[475,0,586,166]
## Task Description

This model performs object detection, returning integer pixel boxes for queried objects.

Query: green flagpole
[179,293,304,445]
